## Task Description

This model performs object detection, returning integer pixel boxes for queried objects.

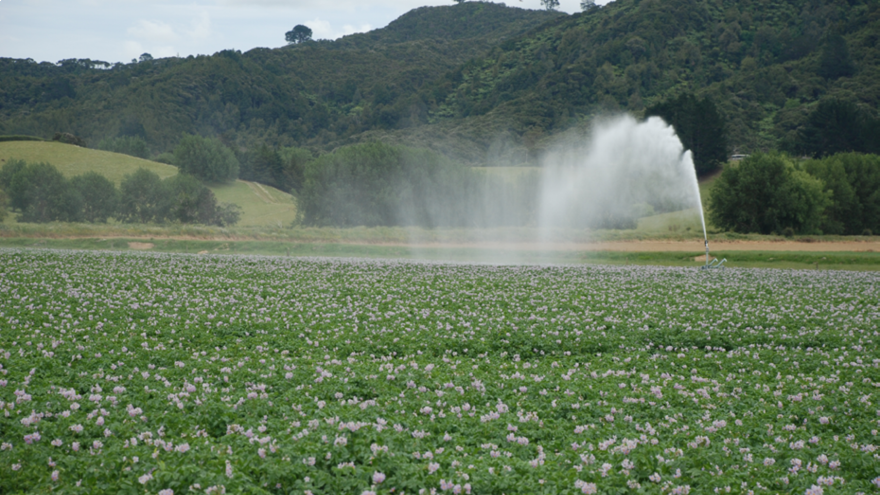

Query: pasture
[0,249,877,494]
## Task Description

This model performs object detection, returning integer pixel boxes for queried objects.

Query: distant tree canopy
[173,134,239,183]
[709,153,829,235]
[580,0,597,11]
[0,160,82,223]
[300,142,472,227]
[793,99,880,158]
[285,25,313,44]
[802,153,880,235]
[645,93,728,176]
[541,0,560,11]
[71,172,118,223]
[818,33,855,80]
[0,159,239,226]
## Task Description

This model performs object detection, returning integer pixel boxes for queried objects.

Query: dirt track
[403,239,880,252]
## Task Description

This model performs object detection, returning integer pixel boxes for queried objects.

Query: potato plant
[0,249,878,494]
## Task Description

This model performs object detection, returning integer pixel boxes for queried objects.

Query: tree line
[709,152,880,236]
[0,160,240,226]
[299,142,539,228]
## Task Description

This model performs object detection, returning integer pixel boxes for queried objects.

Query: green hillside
[0,0,877,167]
[0,3,560,156]
[0,141,296,227]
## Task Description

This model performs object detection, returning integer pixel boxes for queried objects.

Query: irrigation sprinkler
[700,239,727,270]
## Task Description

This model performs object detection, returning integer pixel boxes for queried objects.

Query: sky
[0,0,611,64]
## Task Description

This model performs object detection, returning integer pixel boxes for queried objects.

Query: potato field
[0,249,878,494]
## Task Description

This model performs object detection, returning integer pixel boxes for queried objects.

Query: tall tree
[173,134,240,183]
[541,0,560,11]
[795,99,874,157]
[645,93,728,176]
[709,153,829,235]
[818,33,855,80]
[285,25,313,44]
[119,168,168,223]
[71,172,118,223]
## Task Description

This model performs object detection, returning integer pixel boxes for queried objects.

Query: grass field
[1,249,877,494]
[0,141,298,227]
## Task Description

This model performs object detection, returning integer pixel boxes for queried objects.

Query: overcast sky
[0,0,612,64]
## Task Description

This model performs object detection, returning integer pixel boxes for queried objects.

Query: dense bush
[96,135,150,159]
[709,153,829,235]
[802,153,880,235]
[173,135,239,183]
[70,172,119,223]
[794,99,880,157]
[0,159,239,226]
[2,161,83,223]
[0,188,8,222]
[300,142,472,227]
[52,132,86,147]
[118,168,167,223]
[119,168,240,226]
[238,145,311,193]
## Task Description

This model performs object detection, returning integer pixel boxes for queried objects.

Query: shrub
[12,162,83,223]
[709,153,829,235]
[0,188,8,222]
[802,153,880,236]
[173,135,239,183]
[118,168,168,223]
[71,172,119,223]
[300,142,471,227]
[52,132,86,147]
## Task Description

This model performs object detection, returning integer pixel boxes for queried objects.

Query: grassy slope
[0,141,297,227]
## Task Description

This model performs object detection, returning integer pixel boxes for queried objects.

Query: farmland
[0,249,878,494]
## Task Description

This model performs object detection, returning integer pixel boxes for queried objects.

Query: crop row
[0,249,878,494]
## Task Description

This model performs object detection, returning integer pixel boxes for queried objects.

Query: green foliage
[95,135,150,159]
[1,250,879,493]
[709,153,829,235]
[278,146,313,192]
[118,168,169,223]
[0,188,7,222]
[794,98,880,157]
[0,159,27,202]
[285,25,313,44]
[70,172,118,223]
[173,135,239,183]
[301,142,471,227]
[818,33,856,80]
[0,4,560,159]
[52,132,85,147]
[6,162,83,223]
[541,0,560,11]
[803,153,880,235]
[116,168,241,226]
[164,174,242,226]
[2,0,879,163]
[645,93,728,176]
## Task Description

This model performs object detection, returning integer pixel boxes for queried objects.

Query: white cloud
[127,20,179,43]
[305,19,373,40]
[122,40,145,60]
[186,11,212,41]
[341,24,373,37]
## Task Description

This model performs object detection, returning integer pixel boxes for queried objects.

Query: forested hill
[0,3,560,153]
[1,0,878,165]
